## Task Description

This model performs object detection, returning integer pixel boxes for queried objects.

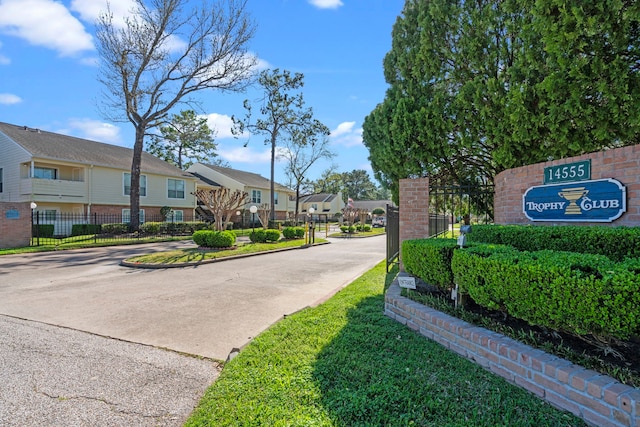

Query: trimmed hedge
[250,229,281,243]
[452,244,640,340]
[402,239,458,291]
[356,224,372,232]
[192,230,236,248]
[32,224,54,238]
[468,224,640,262]
[340,225,356,233]
[71,224,102,236]
[101,223,128,234]
[282,226,305,239]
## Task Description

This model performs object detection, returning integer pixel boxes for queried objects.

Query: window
[0,168,3,193]
[34,166,57,179]
[168,179,185,199]
[251,189,262,204]
[43,210,57,221]
[274,192,279,205]
[170,210,184,221]
[312,203,318,210]
[124,173,147,197]
[122,209,145,224]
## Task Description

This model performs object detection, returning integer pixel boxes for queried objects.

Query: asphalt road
[0,236,386,426]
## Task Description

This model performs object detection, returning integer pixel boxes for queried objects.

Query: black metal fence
[30,212,207,246]
[429,180,494,237]
[386,204,400,272]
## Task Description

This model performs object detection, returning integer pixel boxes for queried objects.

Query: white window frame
[167,178,185,199]
[124,173,147,197]
[274,192,279,205]
[170,210,184,221]
[122,209,145,224]
[251,189,262,204]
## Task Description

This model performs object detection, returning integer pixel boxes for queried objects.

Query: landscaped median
[120,238,328,268]
[184,262,585,426]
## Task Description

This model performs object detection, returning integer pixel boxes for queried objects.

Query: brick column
[0,202,31,249]
[399,178,430,269]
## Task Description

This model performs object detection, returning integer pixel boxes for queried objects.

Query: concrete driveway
[0,236,385,426]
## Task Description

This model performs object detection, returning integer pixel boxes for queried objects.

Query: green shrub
[452,245,640,340]
[356,224,372,232]
[282,226,305,239]
[340,225,356,233]
[192,230,209,246]
[206,231,235,248]
[265,229,281,242]
[32,224,54,238]
[469,224,640,261]
[71,224,101,236]
[141,222,161,234]
[250,229,267,243]
[402,239,459,291]
[101,223,128,234]
[294,227,304,238]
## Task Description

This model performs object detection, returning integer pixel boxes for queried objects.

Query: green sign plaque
[544,160,591,184]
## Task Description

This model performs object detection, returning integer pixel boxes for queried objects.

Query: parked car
[372,216,386,227]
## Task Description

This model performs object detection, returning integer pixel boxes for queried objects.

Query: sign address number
[544,160,591,184]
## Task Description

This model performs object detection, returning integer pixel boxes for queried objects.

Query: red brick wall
[495,145,640,226]
[399,178,430,243]
[0,202,31,249]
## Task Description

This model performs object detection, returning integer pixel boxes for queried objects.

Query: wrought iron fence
[30,212,207,246]
[386,204,399,272]
[429,180,494,238]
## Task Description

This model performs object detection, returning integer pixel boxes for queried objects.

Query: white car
[372,216,386,227]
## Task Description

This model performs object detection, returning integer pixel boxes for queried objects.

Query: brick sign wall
[0,202,31,249]
[495,144,640,226]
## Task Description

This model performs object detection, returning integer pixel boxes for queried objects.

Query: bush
[193,230,236,248]
[265,229,281,242]
[250,229,267,243]
[101,223,128,234]
[32,224,54,238]
[71,224,101,236]
[340,225,356,233]
[402,239,459,291]
[468,224,640,262]
[356,224,372,232]
[452,244,640,340]
[141,222,161,234]
[282,226,305,239]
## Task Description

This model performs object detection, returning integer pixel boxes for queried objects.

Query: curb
[120,241,331,269]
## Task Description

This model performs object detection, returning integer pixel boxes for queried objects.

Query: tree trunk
[129,126,145,232]
[294,185,300,224]
[269,134,276,223]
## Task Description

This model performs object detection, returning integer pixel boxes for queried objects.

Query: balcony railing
[21,178,87,201]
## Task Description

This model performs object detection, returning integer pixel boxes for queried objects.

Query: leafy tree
[312,166,343,195]
[233,69,330,221]
[280,134,335,218]
[342,169,378,202]
[364,0,640,202]
[147,110,218,170]
[96,0,255,231]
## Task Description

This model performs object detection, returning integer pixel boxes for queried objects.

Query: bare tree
[194,188,248,231]
[341,206,368,226]
[280,133,335,219]
[256,203,270,229]
[96,0,256,231]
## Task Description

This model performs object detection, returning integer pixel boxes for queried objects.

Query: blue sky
[0,0,404,186]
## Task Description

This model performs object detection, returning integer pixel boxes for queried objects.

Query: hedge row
[453,245,640,340]
[32,224,54,238]
[249,229,281,243]
[468,224,640,261]
[192,230,236,248]
[402,239,458,290]
[282,227,305,239]
[101,222,208,235]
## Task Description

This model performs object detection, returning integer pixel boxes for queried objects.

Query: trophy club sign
[523,178,626,222]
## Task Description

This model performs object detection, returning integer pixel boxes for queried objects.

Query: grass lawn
[185,262,586,427]
[124,238,324,264]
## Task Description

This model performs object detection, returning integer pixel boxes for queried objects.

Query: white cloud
[219,146,272,164]
[0,54,9,65]
[0,93,22,105]
[0,0,93,56]
[308,0,344,9]
[71,0,136,28]
[330,121,363,147]
[204,113,241,139]
[67,118,122,144]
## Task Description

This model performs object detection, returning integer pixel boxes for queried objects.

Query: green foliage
[469,225,640,261]
[101,223,128,235]
[402,239,459,291]
[282,226,305,239]
[372,207,385,215]
[264,229,281,242]
[193,230,236,248]
[140,222,161,234]
[249,229,267,243]
[71,224,101,236]
[32,224,54,238]
[364,0,640,202]
[340,225,356,233]
[452,245,640,340]
[356,224,372,232]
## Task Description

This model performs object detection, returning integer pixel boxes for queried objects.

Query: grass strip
[185,262,586,427]
[125,239,322,264]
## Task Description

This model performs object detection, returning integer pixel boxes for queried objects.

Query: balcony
[21,178,88,203]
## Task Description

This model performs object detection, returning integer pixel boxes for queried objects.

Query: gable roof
[299,193,339,204]
[351,200,395,212]
[198,164,292,192]
[0,122,192,179]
